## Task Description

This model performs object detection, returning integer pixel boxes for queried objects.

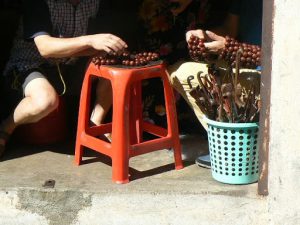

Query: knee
[31,91,59,116]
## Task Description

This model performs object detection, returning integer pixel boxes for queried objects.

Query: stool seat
[75,61,183,184]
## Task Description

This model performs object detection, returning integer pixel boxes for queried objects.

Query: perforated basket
[205,117,259,184]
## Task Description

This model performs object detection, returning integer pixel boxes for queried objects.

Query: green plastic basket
[205,117,259,184]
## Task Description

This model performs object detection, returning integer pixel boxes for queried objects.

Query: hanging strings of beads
[221,36,261,68]
[91,51,160,67]
[187,35,208,62]
[188,35,261,69]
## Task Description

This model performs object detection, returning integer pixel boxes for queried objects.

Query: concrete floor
[0,134,267,225]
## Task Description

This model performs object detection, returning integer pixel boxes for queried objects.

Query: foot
[98,133,112,143]
[195,154,211,169]
[89,121,112,143]
[104,133,112,142]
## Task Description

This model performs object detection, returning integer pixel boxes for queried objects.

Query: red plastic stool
[75,61,183,184]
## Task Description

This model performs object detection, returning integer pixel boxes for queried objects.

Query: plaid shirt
[4,0,100,76]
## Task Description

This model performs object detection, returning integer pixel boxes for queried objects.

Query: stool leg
[75,144,84,166]
[130,82,143,144]
[162,76,184,170]
[111,79,130,183]
[75,73,92,165]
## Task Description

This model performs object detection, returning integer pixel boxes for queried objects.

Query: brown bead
[198,42,205,48]
[199,47,205,52]
[188,39,194,45]
[190,35,196,40]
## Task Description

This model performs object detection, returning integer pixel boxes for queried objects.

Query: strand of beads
[92,51,160,67]
[220,36,261,68]
[187,35,208,62]
[187,35,261,69]
[122,52,159,66]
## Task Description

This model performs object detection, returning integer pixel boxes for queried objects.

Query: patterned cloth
[138,0,229,130]
[138,0,229,64]
[3,0,100,76]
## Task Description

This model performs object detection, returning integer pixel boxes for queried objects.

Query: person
[137,0,229,129]
[0,0,128,157]
[168,0,263,167]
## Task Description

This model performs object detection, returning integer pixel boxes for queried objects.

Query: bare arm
[186,13,239,53]
[34,33,127,58]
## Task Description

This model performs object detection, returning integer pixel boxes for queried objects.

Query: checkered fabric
[3,0,100,76]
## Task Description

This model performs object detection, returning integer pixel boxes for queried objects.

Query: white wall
[268,0,300,224]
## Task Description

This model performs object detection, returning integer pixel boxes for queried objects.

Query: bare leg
[0,76,59,147]
[90,78,112,125]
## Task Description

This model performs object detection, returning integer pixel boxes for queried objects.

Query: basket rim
[204,116,259,128]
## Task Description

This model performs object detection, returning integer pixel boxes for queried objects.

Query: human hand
[203,31,226,53]
[186,29,205,43]
[169,0,192,16]
[89,33,128,54]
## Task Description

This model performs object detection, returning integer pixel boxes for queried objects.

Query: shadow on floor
[79,144,196,181]
[2,135,196,182]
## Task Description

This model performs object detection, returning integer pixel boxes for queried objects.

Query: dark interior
[0,0,217,135]
[0,1,22,120]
